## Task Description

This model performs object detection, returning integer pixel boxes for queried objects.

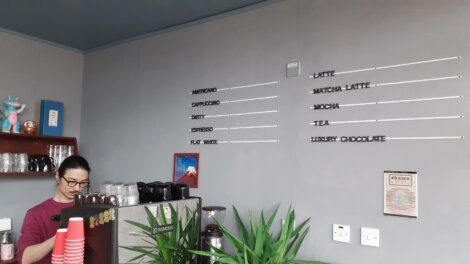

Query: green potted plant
[192,205,327,264]
[121,204,200,264]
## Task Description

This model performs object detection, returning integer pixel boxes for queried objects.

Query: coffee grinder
[200,206,226,264]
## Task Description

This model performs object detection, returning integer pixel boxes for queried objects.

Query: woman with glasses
[17,155,91,264]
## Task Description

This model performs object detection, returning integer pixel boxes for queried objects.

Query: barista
[17,155,91,264]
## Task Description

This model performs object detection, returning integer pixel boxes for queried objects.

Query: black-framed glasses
[61,177,90,188]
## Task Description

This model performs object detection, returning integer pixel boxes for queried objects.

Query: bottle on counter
[0,231,15,261]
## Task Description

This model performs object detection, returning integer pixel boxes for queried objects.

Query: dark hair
[58,155,91,178]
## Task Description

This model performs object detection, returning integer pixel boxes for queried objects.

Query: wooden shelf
[0,132,78,177]
[0,256,18,263]
[0,131,76,140]
[0,171,55,177]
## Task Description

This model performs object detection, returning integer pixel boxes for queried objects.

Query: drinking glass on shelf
[100,182,113,195]
[52,145,59,168]
[48,145,55,161]
[66,146,74,157]
[0,153,4,172]
[114,183,124,206]
[15,153,29,172]
[125,183,140,206]
[0,153,13,173]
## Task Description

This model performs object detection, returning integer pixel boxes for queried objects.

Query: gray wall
[81,0,470,263]
[0,31,83,238]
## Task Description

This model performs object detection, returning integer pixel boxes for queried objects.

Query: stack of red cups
[52,228,67,264]
[64,217,85,264]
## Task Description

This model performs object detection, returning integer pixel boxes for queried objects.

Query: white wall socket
[0,218,12,231]
[361,227,380,247]
[333,224,350,243]
[163,206,172,219]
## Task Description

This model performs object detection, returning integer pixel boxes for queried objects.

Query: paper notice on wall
[384,171,418,218]
[48,110,58,127]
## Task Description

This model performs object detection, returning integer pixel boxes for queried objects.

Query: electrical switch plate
[0,218,12,231]
[286,61,300,77]
[333,224,350,243]
[149,206,158,218]
[361,227,380,247]
[163,206,172,219]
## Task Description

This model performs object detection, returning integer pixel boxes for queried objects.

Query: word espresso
[312,82,370,94]
[310,135,386,143]
[191,127,213,132]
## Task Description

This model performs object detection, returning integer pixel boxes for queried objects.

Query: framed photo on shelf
[173,153,199,188]
[39,100,64,136]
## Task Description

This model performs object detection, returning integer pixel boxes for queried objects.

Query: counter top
[0,256,18,263]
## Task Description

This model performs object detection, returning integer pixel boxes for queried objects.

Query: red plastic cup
[64,250,85,255]
[64,241,84,246]
[52,228,68,255]
[64,239,85,244]
[64,257,84,263]
[64,261,83,264]
[64,245,84,250]
[66,217,84,239]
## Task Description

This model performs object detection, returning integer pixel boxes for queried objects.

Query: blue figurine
[1,97,26,133]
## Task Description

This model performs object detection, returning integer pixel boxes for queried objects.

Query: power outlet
[0,218,12,231]
[149,206,158,218]
[333,224,350,243]
[163,206,172,219]
[361,227,380,247]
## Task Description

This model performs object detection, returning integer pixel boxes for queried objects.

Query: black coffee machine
[137,182,190,203]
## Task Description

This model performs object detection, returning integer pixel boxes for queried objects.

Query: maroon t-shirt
[17,199,73,264]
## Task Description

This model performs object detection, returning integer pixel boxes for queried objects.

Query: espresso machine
[200,206,226,264]
[56,182,199,264]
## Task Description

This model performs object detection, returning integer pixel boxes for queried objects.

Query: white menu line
[213,125,278,131]
[309,56,461,78]
[218,81,280,91]
[308,75,462,94]
[194,109,279,119]
[220,95,279,104]
[387,136,464,140]
[309,115,463,125]
[217,140,279,144]
[375,75,461,87]
[331,95,462,108]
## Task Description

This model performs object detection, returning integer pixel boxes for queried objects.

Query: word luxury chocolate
[312,82,370,94]
[310,135,386,143]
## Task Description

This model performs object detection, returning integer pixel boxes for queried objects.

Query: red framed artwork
[173,153,199,188]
